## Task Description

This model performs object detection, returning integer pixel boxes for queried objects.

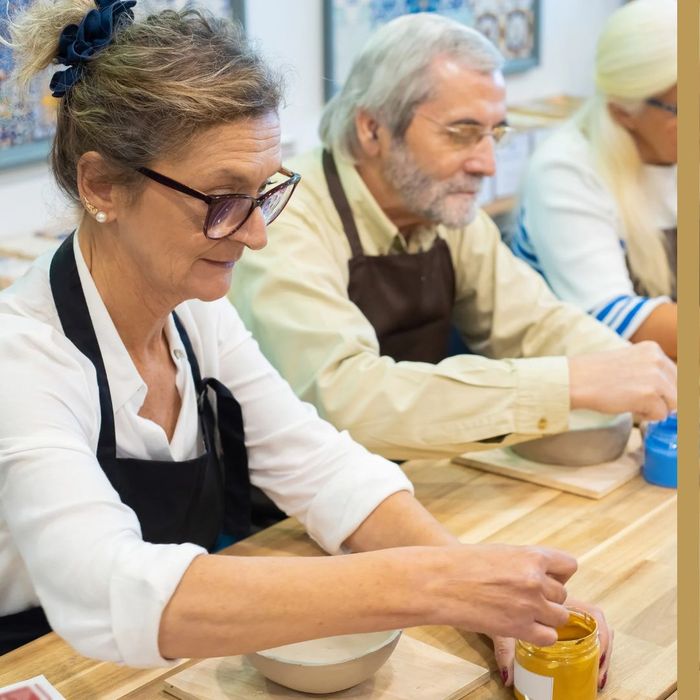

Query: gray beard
[381,139,484,228]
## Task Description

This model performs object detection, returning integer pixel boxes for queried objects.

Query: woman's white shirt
[0,233,412,666]
[511,124,675,339]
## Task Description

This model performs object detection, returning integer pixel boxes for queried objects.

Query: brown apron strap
[322,149,364,258]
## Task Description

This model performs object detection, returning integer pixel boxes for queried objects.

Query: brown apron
[322,151,456,363]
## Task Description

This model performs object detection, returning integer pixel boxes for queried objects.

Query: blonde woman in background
[511,0,677,359]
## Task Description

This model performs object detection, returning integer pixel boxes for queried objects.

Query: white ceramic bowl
[245,629,401,694]
[510,410,633,466]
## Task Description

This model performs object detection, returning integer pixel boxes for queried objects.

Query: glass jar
[514,608,600,700]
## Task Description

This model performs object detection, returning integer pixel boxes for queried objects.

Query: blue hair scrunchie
[50,0,136,98]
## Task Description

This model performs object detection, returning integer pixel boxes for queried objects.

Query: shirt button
[173,348,185,360]
[537,417,548,431]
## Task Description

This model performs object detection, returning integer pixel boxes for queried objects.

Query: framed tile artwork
[323,0,540,99]
[0,0,245,169]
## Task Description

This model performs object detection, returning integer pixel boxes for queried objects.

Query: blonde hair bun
[4,0,97,90]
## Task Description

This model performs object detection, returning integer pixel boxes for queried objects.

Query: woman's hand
[428,543,577,645]
[493,598,613,691]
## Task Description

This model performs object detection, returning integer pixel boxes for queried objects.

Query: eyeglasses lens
[260,184,293,225]
[206,198,253,239]
[449,125,512,149]
[493,126,513,148]
[204,178,296,239]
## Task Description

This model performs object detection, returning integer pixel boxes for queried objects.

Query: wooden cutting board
[163,634,490,700]
[453,429,643,499]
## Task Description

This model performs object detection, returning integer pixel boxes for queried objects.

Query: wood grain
[454,430,643,499]
[0,460,676,700]
[163,635,489,700]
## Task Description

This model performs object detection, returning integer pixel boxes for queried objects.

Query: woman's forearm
[157,546,433,660]
[159,492,454,658]
[158,492,578,659]
[629,302,677,360]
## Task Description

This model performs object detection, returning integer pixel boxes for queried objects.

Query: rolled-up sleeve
[589,294,672,339]
[211,302,414,554]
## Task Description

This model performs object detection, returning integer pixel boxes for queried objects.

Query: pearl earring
[95,211,108,223]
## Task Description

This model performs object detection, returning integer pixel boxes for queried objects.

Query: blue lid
[643,413,677,488]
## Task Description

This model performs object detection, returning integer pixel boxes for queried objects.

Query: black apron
[662,227,677,301]
[0,233,282,654]
[629,227,677,301]
[322,151,456,363]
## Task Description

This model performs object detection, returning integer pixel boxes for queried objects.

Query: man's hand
[492,599,613,691]
[569,341,676,421]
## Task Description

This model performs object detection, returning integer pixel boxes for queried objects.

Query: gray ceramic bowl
[510,410,633,466]
[245,630,401,694]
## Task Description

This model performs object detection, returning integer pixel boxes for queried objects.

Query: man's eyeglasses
[137,166,301,240]
[645,98,677,116]
[415,112,514,149]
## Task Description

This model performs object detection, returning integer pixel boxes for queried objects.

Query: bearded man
[229,13,676,461]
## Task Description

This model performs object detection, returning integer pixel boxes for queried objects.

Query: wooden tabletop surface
[0,458,677,700]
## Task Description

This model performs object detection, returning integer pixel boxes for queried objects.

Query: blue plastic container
[643,413,677,488]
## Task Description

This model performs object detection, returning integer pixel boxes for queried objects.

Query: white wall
[0,162,73,239]
[505,0,622,103]
[245,0,325,156]
[0,0,622,239]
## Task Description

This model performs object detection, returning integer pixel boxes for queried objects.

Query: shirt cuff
[511,356,570,436]
[303,447,414,555]
[110,542,206,667]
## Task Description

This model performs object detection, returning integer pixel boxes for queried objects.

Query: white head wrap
[595,0,676,99]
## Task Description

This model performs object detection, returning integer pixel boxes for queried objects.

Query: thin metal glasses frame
[415,112,514,147]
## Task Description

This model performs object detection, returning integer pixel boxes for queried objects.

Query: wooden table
[0,458,677,699]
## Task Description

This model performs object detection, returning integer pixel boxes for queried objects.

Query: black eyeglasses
[137,166,301,239]
[645,98,677,116]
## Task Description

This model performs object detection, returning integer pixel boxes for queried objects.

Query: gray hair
[319,13,503,161]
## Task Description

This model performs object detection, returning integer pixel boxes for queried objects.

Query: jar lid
[643,412,677,488]
[651,412,677,434]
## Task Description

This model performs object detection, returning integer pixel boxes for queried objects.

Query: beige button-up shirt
[230,148,625,460]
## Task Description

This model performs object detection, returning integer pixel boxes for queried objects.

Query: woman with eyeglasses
[0,0,610,678]
[511,0,677,360]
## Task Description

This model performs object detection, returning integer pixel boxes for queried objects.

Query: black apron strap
[172,312,203,386]
[49,233,117,461]
[171,312,217,458]
[201,377,253,538]
[322,150,364,258]
[172,313,276,538]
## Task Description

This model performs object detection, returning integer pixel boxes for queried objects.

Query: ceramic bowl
[245,629,402,694]
[510,410,633,466]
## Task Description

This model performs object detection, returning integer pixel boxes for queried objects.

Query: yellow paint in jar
[514,609,600,700]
